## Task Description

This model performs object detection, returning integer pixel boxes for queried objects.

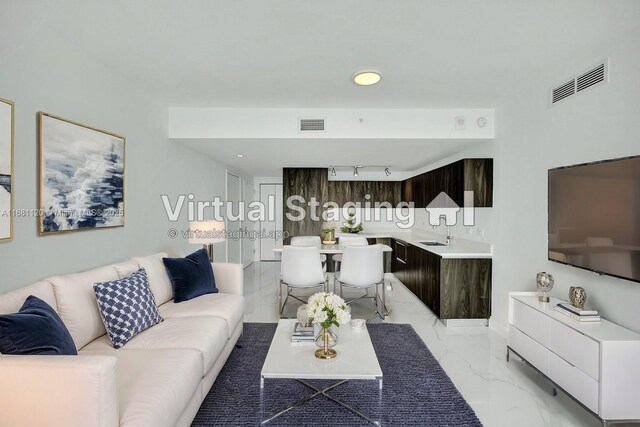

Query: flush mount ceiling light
[352,70,382,86]
[236,154,244,158]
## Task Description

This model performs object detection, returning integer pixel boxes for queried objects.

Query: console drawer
[550,352,599,414]
[509,325,550,376]
[512,299,549,347]
[549,319,600,380]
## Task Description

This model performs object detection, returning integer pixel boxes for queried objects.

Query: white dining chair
[279,246,328,316]
[291,235,327,269]
[332,235,369,271]
[334,244,386,320]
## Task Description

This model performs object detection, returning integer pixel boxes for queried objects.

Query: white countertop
[336,230,493,259]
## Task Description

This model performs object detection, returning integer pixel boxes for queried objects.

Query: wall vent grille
[550,59,608,105]
[577,63,606,92]
[552,80,576,104]
[299,118,325,132]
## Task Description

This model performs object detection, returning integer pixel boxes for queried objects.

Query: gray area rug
[192,323,482,426]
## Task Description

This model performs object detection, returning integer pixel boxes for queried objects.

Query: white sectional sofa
[0,253,244,427]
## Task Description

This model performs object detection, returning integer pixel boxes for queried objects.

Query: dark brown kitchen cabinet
[393,244,492,320]
[402,158,493,208]
[391,239,407,284]
[439,257,492,319]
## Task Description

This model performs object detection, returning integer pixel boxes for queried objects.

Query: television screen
[548,156,640,283]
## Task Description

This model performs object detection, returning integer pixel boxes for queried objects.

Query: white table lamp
[189,220,226,261]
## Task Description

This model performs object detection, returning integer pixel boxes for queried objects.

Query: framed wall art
[0,98,14,242]
[38,113,125,234]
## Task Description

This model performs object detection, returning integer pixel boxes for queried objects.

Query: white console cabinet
[508,292,640,425]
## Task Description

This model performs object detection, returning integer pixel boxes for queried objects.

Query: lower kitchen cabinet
[392,240,492,320]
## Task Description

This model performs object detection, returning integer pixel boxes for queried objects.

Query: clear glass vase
[314,326,338,359]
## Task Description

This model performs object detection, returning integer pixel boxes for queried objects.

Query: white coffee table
[260,319,383,425]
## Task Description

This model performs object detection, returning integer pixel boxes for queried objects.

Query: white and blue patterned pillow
[93,268,163,349]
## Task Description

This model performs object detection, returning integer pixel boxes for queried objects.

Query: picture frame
[38,112,125,235]
[0,98,14,242]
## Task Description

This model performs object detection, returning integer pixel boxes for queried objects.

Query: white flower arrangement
[307,292,351,329]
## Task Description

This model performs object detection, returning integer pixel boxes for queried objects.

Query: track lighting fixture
[329,165,391,177]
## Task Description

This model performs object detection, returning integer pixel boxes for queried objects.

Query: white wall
[253,177,283,261]
[0,5,233,290]
[422,28,640,335]
[169,108,495,139]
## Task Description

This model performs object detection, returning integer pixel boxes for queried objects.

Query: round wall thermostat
[476,117,487,128]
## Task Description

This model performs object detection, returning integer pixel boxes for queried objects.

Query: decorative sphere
[536,272,554,293]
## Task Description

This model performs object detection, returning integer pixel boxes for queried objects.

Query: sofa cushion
[0,295,77,355]
[49,265,119,349]
[162,249,217,303]
[158,293,244,338]
[81,348,202,427]
[132,253,173,305]
[82,316,228,376]
[94,268,163,349]
[0,281,58,315]
[109,259,141,279]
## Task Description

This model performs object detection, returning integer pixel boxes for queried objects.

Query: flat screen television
[548,155,640,283]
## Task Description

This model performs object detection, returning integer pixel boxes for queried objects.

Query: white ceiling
[19,1,640,175]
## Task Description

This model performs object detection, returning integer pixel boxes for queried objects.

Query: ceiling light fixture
[353,70,382,86]
[331,165,392,177]
[236,154,244,158]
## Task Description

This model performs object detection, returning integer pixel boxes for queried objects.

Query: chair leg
[381,280,386,320]
[371,281,386,321]
[279,283,291,316]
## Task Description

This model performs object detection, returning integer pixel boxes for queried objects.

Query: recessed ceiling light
[353,70,382,86]
[236,154,244,158]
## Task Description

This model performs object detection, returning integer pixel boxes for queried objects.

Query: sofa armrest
[0,355,119,427]
[212,262,243,296]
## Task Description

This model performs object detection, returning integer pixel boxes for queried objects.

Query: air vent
[577,63,606,92]
[299,118,325,132]
[550,59,608,105]
[552,80,576,103]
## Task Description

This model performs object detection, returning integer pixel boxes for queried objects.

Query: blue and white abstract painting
[0,99,13,241]
[40,114,125,234]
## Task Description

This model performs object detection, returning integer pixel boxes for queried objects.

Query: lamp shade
[188,220,226,245]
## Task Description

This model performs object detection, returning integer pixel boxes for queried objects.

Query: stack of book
[554,302,601,322]
[291,322,317,343]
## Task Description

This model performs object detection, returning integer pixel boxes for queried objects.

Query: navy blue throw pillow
[0,295,77,355]
[163,248,218,303]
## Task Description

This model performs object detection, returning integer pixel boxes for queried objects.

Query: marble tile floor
[242,261,617,427]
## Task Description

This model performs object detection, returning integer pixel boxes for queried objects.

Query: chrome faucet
[434,215,452,246]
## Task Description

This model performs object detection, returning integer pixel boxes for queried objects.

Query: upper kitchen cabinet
[403,158,493,208]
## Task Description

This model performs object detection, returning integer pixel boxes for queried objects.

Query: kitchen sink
[419,241,448,246]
